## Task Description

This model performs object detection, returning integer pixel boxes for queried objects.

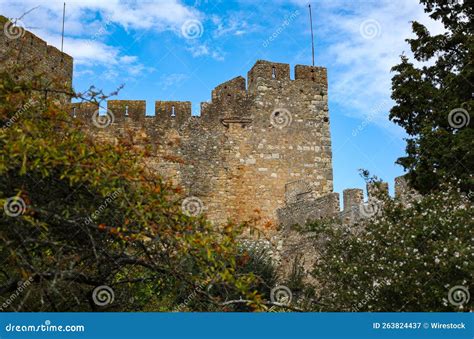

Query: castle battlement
[277,176,420,228]
[70,59,328,129]
[2,19,334,227]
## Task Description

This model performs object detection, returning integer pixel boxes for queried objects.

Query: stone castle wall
[0,15,73,97]
[72,60,333,226]
[1,17,333,227]
[277,175,417,228]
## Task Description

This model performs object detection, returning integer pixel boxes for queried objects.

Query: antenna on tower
[308,3,315,66]
[61,2,66,53]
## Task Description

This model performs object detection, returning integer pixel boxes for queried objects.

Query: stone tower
[73,60,333,226]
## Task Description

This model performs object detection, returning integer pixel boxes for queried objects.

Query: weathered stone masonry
[1,16,420,230]
[1,16,336,227]
[71,60,334,226]
[0,16,73,98]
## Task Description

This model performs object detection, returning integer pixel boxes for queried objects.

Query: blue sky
[0,0,445,196]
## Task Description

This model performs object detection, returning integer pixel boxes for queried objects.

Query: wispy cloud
[0,0,203,76]
[287,0,445,135]
[186,43,225,61]
[211,14,251,38]
[157,73,190,90]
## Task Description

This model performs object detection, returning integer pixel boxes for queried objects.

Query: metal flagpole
[61,2,66,53]
[308,4,315,66]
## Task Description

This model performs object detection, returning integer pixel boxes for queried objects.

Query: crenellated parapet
[277,175,420,228]
[2,17,335,226]
[70,59,330,132]
[155,101,191,125]
[108,100,146,121]
[294,64,327,87]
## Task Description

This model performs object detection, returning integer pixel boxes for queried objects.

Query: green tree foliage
[390,0,473,193]
[0,63,262,311]
[309,183,472,312]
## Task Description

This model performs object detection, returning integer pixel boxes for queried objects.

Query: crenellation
[247,60,291,94]
[294,65,327,87]
[107,100,146,121]
[155,101,191,124]
[212,76,246,100]
[70,102,98,121]
[277,176,418,228]
[343,189,363,212]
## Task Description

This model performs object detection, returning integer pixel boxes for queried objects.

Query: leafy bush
[0,64,259,311]
[310,185,472,312]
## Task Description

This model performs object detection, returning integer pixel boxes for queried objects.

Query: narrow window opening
[272,66,276,79]
[125,105,129,116]
[171,105,176,117]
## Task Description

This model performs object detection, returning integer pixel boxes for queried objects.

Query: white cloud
[287,0,446,135]
[0,0,203,74]
[157,73,189,90]
[119,55,138,64]
[211,14,250,38]
[186,43,224,61]
[0,0,201,34]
